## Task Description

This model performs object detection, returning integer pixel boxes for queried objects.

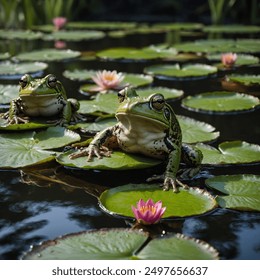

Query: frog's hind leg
[179,143,203,179]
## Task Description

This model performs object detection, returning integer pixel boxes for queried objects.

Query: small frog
[70,88,203,192]
[4,74,84,125]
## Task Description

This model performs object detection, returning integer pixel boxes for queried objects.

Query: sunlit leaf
[0,29,43,40]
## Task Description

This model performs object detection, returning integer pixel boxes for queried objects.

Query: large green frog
[4,74,83,125]
[70,87,203,192]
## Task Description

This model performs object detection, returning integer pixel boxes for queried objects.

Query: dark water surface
[0,32,259,259]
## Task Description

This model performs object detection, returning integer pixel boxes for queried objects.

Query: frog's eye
[19,74,29,88]
[118,89,126,103]
[47,75,58,88]
[150,94,165,111]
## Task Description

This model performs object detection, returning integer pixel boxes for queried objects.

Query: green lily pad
[208,54,259,66]
[144,63,217,79]
[0,29,43,40]
[15,49,81,62]
[100,184,217,218]
[43,30,105,41]
[175,39,260,54]
[182,91,260,113]
[204,25,260,34]
[178,115,219,144]
[68,118,118,132]
[96,46,178,61]
[22,228,218,260]
[137,233,219,260]
[0,52,10,60]
[152,22,204,31]
[23,229,148,260]
[0,127,80,168]
[56,150,161,170]
[206,174,260,211]
[225,75,260,86]
[0,118,52,130]
[196,141,260,165]
[0,85,19,104]
[0,61,48,78]
[67,21,137,30]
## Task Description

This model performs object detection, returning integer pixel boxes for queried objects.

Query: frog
[4,74,84,125]
[70,87,203,192]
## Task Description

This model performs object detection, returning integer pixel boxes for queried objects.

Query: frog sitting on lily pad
[2,73,85,127]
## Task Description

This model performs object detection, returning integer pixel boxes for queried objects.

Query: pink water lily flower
[221,53,237,67]
[132,199,166,225]
[53,17,67,30]
[91,70,126,93]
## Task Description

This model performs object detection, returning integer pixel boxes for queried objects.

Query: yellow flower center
[140,205,156,215]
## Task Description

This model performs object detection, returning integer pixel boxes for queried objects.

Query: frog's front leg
[4,98,28,124]
[67,98,86,123]
[69,126,115,161]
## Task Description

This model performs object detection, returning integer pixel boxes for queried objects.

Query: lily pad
[178,115,219,144]
[0,118,53,131]
[67,21,137,30]
[100,184,217,218]
[204,25,260,34]
[137,233,219,260]
[182,91,260,113]
[96,46,178,61]
[56,150,161,170]
[0,29,43,40]
[152,22,204,31]
[0,84,19,104]
[15,49,81,62]
[23,229,148,260]
[196,141,260,165]
[0,61,48,78]
[0,127,80,168]
[144,63,217,80]
[225,75,260,87]
[206,174,260,211]
[208,54,259,66]
[43,30,105,41]
[0,52,10,60]
[22,228,218,260]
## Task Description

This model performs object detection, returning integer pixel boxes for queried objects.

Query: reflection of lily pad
[182,91,260,113]
[43,30,105,41]
[23,228,218,260]
[100,184,217,218]
[15,49,81,62]
[0,85,19,104]
[197,141,260,165]
[0,127,80,168]
[206,174,260,211]
[56,150,161,170]
[0,61,48,78]
[178,115,219,144]
[144,63,217,79]
[96,46,178,61]
[0,29,43,40]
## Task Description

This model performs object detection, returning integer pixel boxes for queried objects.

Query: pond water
[0,31,259,260]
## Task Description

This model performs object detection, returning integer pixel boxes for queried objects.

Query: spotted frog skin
[70,87,203,192]
[4,74,83,125]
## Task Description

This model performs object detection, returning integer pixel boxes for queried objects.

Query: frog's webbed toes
[9,116,29,124]
[69,145,111,161]
[163,177,178,192]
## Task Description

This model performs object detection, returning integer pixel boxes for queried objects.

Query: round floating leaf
[57,150,161,170]
[137,233,219,260]
[0,84,19,104]
[182,91,259,113]
[206,174,260,211]
[0,52,10,60]
[23,229,148,260]
[68,118,117,132]
[99,184,217,218]
[226,74,260,86]
[204,25,260,34]
[67,21,137,30]
[96,46,178,61]
[43,30,105,41]
[0,61,48,78]
[137,87,183,100]
[15,49,81,62]
[178,115,219,144]
[0,127,80,168]
[63,69,96,81]
[144,63,217,79]
[0,29,43,40]
[0,118,53,131]
[196,141,260,165]
[152,22,204,31]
